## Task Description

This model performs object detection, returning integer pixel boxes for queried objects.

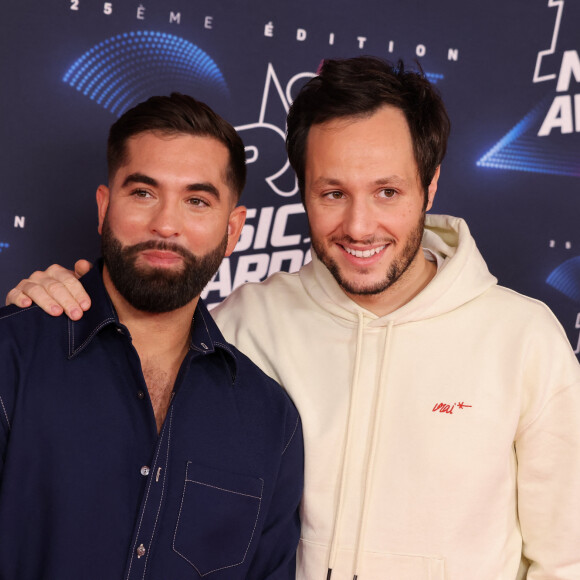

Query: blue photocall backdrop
[1,0,579,357]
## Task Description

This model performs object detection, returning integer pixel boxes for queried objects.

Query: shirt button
[201,342,208,350]
[140,466,150,476]
[116,327,124,335]
[137,544,146,558]
[137,390,145,400]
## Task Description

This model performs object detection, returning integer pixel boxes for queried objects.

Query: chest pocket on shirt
[173,461,263,576]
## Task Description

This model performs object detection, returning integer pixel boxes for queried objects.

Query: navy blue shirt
[0,266,303,579]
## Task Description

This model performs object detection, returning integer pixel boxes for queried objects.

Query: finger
[31,263,78,283]
[5,278,65,316]
[5,286,33,308]
[74,259,93,279]
[31,264,91,314]
[16,266,87,320]
[58,263,92,312]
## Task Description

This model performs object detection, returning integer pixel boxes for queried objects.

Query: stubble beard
[101,216,227,313]
[312,212,426,297]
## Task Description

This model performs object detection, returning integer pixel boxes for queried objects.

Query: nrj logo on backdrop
[477,0,580,177]
[534,0,580,137]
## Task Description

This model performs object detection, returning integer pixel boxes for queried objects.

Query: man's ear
[425,166,440,212]
[225,205,247,257]
[96,185,110,235]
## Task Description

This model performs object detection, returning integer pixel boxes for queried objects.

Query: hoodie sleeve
[514,318,580,579]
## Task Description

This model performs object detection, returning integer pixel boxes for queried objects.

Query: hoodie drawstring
[326,311,366,579]
[326,317,394,580]
[352,320,394,579]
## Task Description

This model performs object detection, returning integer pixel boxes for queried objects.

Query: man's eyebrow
[311,175,409,188]
[121,173,158,188]
[373,175,408,187]
[312,177,341,187]
[186,182,220,199]
[121,174,221,199]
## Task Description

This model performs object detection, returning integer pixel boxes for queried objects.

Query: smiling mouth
[344,245,386,258]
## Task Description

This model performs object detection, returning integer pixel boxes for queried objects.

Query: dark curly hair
[286,56,450,205]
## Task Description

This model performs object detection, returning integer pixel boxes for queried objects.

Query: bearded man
[0,93,303,580]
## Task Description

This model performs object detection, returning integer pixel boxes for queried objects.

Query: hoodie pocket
[173,461,263,576]
[298,539,446,580]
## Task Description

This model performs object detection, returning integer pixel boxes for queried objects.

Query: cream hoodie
[213,215,580,580]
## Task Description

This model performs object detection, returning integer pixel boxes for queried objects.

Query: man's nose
[149,201,182,238]
[341,197,376,241]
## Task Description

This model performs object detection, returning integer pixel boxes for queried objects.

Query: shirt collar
[67,260,238,381]
[67,262,117,359]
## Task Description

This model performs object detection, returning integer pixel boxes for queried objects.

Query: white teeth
[345,245,385,258]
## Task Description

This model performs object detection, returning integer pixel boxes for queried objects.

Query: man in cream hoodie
[7,57,580,579]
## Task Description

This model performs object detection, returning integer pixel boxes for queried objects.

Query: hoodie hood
[300,214,497,326]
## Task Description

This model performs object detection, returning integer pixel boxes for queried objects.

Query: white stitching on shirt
[141,407,172,579]
[68,317,116,357]
[125,413,167,580]
[282,415,300,456]
[173,464,264,576]
[184,479,262,500]
[0,306,36,321]
[214,341,236,359]
[0,395,11,431]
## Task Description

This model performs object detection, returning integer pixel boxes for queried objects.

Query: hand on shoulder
[5,260,93,320]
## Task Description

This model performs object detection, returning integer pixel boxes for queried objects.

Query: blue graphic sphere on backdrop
[547,256,580,303]
[63,31,229,116]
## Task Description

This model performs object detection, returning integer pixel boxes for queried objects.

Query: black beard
[312,212,425,297]
[101,217,227,313]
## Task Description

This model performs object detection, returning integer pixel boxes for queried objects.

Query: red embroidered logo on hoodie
[432,401,472,414]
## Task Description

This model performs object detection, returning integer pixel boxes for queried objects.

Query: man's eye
[325,191,344,200]
[380,188,397,198]
[187,197,209,207]
[132,189,152,198]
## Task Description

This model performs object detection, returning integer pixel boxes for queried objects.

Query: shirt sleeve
[0,333,16,479]
[246,406,304,579]
[0,394,9,478]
